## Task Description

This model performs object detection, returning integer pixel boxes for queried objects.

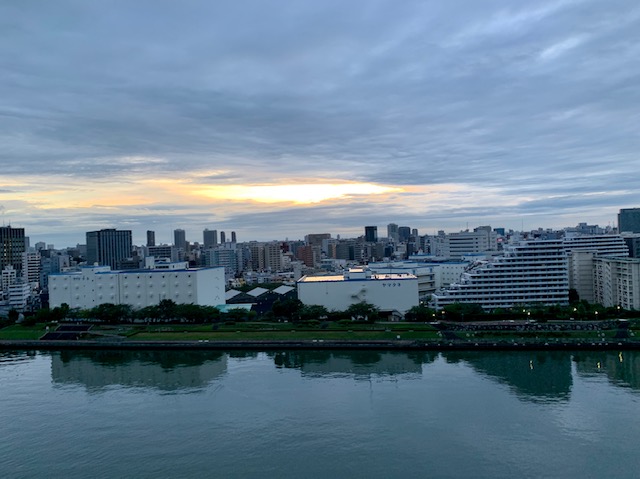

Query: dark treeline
[6,297,640,328]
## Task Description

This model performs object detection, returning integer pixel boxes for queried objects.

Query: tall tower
[398,226,411,243]
[619,208,640,233]
[231,231,237,243]
[387,223,399,242]
[203,229,218,249]
[0,226,26,273]
[364,226,378,243]
[86,229,132,270]
[173,229,187,250]
[220,231,226,244]
[146,230,156,247]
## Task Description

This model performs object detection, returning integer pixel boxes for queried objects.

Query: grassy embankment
[0,322,442,342]
[1,320,638,343]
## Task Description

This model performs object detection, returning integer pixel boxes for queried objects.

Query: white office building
[49,265,225,309]
[432,239,568,310]
[429,229,498,259]
[8,282,31,311]
[22,251,41,288]
[297,268,419,314]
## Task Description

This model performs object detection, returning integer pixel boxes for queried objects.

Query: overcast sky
[1,0,639,247]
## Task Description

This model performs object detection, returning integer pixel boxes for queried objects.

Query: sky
[1,0,639,247]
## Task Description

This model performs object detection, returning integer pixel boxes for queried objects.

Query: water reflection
[0,350,37,365]
[574,351,640,390]
[50,350,227,392]
[270,350,438,379]
[443,351,573,402]
[38,349,640,400]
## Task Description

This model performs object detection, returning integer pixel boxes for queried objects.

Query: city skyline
[1,1,639,246]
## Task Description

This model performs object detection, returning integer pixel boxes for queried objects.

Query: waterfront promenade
[1,319,639,351]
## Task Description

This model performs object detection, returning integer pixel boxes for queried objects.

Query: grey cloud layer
[1,0,639,243]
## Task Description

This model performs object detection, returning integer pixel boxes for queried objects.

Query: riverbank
[2,319,639,351]
[2,338,640,351]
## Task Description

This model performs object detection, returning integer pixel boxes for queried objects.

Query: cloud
[1,0,639,245]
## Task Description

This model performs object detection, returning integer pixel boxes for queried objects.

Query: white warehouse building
[49,265,225,309]
[297,268,419,314]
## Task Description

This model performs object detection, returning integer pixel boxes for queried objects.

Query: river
[1,349,639,478]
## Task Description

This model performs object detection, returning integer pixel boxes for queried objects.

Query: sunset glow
[195,183,402,204]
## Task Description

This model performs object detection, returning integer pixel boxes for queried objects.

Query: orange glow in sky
[195,183,402,204]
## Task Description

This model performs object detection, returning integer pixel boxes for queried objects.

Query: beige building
[594,257,640,310]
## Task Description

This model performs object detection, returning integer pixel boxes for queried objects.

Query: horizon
[12,216,623,250]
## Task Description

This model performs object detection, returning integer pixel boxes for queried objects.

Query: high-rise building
[619,208,640,233]
[203,247,239,276]
[220,231,226,244]
[594,257,640,310]
[86,229,132,270]
[231,231,237,243]
[0,226,26,272]
[364,226,378,243]
[173,229,187,250]
[387,223,399,242]
[146,230,156,247]
[429,230,498,258]
[296,245,320,267]
[203,229,218,249]
[398,226,411,243]
[22,251,41,287]
[248,242,282,271]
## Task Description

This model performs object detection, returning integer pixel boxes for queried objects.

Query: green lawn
[0,320,627,344]
[129,330,442,341]
[0,324,49,340]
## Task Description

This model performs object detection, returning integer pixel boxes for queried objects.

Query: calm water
[2,349,640,478]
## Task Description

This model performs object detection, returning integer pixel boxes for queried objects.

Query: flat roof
[298,273,417,283]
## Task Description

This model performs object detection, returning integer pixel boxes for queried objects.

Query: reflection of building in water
[443,351,573,402]
[51,350,227,391]
[574,351,640,391]
[0,350,37,365]
[272,351,436,378]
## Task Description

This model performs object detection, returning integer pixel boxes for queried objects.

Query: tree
[405,305,436,322]
[569,288,580,304]
[7,309,19,324]
[272,299,303,321]
[90,303,132,324]
[345,302,380,322]
[442,303,484,321]
[299,305,328,321]
[158,299,178,321]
